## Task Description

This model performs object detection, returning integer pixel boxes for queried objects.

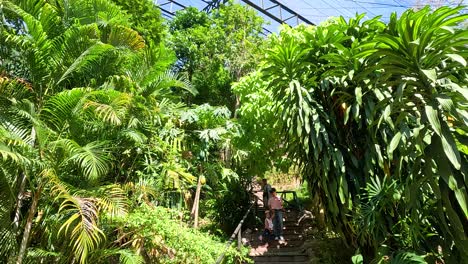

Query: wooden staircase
[245,206,312,264]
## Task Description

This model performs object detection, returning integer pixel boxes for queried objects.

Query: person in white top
[259,210,274,241]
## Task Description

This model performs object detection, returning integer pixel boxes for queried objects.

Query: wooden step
[280,229,303,235]
[253,254,309,262]
[250,248,306,256]
[250,239,304,248]
[255,260,310,264]
[257,235,304,241]
[249,208,311,263]
[282,225,303,231]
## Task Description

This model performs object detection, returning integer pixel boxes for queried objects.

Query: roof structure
[154,0,466,33]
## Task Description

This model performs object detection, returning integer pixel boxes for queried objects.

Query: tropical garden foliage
[1,0,467,263]
[0,0,263,263]
[237,6,468,263]
[168,4,264,110]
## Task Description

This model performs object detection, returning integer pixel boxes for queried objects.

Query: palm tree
[0,0,188,263]
[1,0,145,105]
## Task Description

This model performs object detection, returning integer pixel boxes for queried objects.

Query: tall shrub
[246,7,467,263]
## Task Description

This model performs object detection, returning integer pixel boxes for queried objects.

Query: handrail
[214,189,302,263]
[254,190,303,212]
[214,196,257,264]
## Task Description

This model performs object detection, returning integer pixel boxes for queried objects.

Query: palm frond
[26,248,62,264]
[140,70,197,97]
[13,0,61,36]
[123,178,158,203]
[49,23,101,81]
[157,98,186,115]
[64,0,132,27]
[57,42,114,85]
[118,249,144,264]
[119,129,147,144]
[2,0,54,83]
[106,25,145,51]
[53,139,113,181]
[82,89,132,126]
[0,228,17,261]
[0,168,17,260]
[80,184,129,218]
[58,195,105,264]
[90,248,143,264]
[0,120,33,147]
[41,88,87,131]
[0,144,30,165]
[0,76,33,101]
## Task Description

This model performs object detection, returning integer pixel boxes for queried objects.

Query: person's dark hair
[262,178,267,182]
[269,188,276,193]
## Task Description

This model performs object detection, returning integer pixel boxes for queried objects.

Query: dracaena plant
[247,6,467,263]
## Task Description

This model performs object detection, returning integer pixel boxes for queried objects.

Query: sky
[155,0,466,33]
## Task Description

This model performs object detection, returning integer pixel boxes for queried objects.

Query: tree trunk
[233,95,240,118]
[223,145,232,169]
[16,186,42,264]
[191,177,202,228]
[13,172,27,231]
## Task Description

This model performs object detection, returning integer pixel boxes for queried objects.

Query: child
[259,210,274,241]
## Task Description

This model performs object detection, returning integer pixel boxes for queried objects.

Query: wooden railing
[214,195,257,264]
[255,190,303,212]
[213,189,302,263]
[277,190,303,212]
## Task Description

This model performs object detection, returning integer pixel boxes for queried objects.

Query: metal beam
[154,0,314,34]
[270,0,314,25]
[203,0,315,26]
[154,0,187,16]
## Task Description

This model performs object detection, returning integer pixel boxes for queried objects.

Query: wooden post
[191,176,202,228]
[237,227,242,251]
[253,196,257,222]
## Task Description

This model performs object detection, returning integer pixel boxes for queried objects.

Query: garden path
[244,191,313,264]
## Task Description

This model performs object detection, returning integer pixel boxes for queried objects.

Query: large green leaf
[425,105,442,135]
[440,124,461,170]
[388,131,402,157]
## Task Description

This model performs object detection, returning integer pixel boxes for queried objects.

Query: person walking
[268,188,284,241]
[261,178,272,209]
